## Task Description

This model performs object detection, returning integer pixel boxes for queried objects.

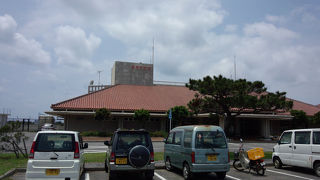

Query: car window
[295,131,310,144]
[116,132,149,151]
[279,132,292,144]
[184,130,192,148]
[166,132,174,144]
[195,131,227,149]
[313,132,320,145]
[35,133,75,152]
[173,131,182,145]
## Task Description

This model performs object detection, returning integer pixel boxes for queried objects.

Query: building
[0,113,9,128]
[46,61,320,138]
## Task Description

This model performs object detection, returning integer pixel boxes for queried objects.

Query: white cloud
[225,24,238,32]
[243,22,298,41]
[54,25,101,70]
[0,14,51,66]
[265,15,286,24]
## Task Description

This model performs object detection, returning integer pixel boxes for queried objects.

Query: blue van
[164,125,229,179]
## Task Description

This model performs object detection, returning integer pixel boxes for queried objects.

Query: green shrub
[80,131,112,137]
[150,131,168,138]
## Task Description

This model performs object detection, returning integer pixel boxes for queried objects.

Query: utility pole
[97,70,102,85]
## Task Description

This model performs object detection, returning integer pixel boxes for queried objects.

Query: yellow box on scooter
[247,148,264,160]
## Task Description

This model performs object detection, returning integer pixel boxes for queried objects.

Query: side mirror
[163,138,167,143]
[277,140,281,145]
[104,141,110,146]
[83,143,88,149]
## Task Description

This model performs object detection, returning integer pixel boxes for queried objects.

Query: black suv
[104,129,155,180]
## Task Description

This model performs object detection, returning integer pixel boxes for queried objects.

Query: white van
[272,128,320,176]
[26,131,88,180]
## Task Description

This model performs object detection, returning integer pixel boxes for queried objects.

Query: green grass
[84,153,106,163]
[0,153,27,176]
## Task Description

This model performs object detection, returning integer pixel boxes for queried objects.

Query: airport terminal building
[47,61,320,138]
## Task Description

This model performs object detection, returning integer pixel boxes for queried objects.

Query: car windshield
[35,133,75,152]
[116,132,149,151]
[195,131,227,149]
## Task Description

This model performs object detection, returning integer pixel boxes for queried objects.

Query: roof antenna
[234,55,237,80]
[152,38,154,65]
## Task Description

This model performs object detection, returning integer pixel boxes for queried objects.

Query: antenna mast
[152,38,154,64]
[234,55,237,80]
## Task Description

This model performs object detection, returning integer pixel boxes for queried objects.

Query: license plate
[260,162,266,166]
[207,155,217,161]
[116,157,127,164]
[46,169,60,176]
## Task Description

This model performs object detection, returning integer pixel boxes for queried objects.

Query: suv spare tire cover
[128,145,150,168]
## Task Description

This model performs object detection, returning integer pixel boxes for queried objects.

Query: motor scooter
[233,139,266,175]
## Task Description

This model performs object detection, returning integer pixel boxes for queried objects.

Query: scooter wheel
[256,164,265,176]
[233,160,245,171]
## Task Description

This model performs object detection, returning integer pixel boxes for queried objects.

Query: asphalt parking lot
[83,166,319,180]
[9,166,319,180]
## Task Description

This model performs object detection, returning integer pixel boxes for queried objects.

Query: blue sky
[0,0,320,119]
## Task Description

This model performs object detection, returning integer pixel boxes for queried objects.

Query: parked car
[26,130,88,180]
[41,123,55,131]
[272,128,320,177]
[164,125,230,179]
[104,129,155,180]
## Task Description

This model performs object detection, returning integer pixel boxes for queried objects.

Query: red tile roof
[51,84,197,112]
[280,98,320,116]
[51,85,320,116]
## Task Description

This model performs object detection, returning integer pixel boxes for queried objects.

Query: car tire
[183,163,193,180]
[105,159,108,172]
[109,170,116,180]
[314,162,320,177]
[129,145,150,168]
[216,172,226,179]
[273,157,283,169]
[145,170,154,180]
[165,157,172,171]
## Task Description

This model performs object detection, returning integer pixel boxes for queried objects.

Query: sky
[0,0,320,119]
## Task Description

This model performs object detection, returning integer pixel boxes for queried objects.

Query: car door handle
[289,145,292,148]
[294,146,296,149]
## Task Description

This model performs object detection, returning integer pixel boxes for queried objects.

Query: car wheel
[216,172,226,179]
[314,163,320,177]
[183,163,192,180]
[273,157,283,169]
[129,145,150,168]
[165,157,172,171]
[145,170,154,180]
[109,170,116,180]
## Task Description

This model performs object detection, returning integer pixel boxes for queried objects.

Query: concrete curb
[0,168,25,180]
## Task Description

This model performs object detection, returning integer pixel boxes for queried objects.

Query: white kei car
[26,131,88,180]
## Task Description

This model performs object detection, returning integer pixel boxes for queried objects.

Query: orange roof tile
[51,84,197,112]
[51,85,320,116]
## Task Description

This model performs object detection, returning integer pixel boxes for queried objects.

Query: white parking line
[154,172,167,180]
[85,173,90,180]
[226,175,241,180]
[267,169,314,180]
